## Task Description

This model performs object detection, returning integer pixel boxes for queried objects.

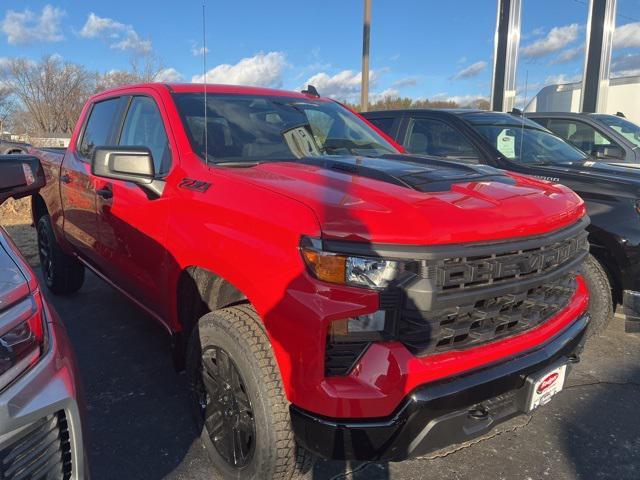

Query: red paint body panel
[33,83,589,420]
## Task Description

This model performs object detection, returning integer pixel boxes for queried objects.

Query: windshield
[594,115,640,148]
[470,124,588,165]
[173,93,397,163]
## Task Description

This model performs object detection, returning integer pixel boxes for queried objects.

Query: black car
[526,112,640,163]
[363,108,640,334]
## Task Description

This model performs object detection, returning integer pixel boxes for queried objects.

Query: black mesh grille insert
[325,341,370,377]
[398,275,577,356]
[0,411,72,480]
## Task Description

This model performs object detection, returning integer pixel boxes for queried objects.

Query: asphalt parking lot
[43,270,640,480]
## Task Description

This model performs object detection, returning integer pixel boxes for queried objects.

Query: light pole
[361,0,371,112]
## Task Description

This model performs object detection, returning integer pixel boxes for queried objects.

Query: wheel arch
[173,266,250,368]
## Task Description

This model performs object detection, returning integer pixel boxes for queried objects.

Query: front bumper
[291,313,588,462]
[0,299,88,478]
[623,290,640,333]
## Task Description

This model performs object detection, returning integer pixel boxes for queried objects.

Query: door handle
[61,173,72,184]
[96,187,113,200]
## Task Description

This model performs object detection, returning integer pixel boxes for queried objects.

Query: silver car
[0,155,87,479]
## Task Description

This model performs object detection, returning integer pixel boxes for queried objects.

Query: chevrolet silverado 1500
[32,83,590,479]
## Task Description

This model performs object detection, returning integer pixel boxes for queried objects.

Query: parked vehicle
[32,83,591,479]
[0,155,87,479]
[0,140,30,155]
[362,108,640,334]
[526,112,640,163]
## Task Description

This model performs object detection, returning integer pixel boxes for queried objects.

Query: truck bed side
[28,146,67,243]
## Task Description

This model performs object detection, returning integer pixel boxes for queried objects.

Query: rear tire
[580,253,614,338]
[186,305,313,480]
[36,215,85,295]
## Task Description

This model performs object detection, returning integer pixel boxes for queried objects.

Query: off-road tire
[36,214,85,295]
[580,253,614,338]
[186,305,314,480]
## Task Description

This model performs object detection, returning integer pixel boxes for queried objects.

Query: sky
[1,0,639,105]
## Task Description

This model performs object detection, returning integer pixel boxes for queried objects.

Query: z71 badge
[179,178,211,193]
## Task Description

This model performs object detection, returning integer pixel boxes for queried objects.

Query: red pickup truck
[32,83,590,479]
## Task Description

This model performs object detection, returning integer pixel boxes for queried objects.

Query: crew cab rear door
[94,91,174,321]
[61,96,124,265]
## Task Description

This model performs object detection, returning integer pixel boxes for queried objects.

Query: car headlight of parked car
[0,291,47,391]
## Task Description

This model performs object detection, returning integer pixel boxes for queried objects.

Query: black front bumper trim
[291,314,588,462]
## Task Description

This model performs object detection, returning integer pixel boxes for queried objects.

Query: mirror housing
[0,155,46,206]
[91,146,164,197]
[592,144,624,160]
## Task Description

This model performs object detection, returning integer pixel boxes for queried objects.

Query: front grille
[398,275,577,356]
[0,411,72,480]
[428,230,588,292]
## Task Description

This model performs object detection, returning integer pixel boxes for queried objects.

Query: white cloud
[370,88,401,102]
[552,45,584,64]
[452,61,488,80]
[79,13,151,53]
[391,76,419,89]
[612,53,640,77]
[191,52,287,87]
[155,68,182,82]
[614,22,640,49]
[432,93,489,106]
[1,5,65,45]
[545,73,582,85]
[521,24,580,58]
[191,45,209,56]
[300,69,381,100]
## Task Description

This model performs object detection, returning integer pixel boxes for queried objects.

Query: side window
[119,96,171,175]
[368,117,395,136]
[546,119,612,155]
[78,98,120,160]
[405,118,479,162]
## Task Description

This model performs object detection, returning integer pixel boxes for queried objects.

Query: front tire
[36,215,85,295]
[186,305,313,480]
[580,253,614,338]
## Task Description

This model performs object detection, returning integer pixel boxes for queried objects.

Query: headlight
[0,292,46,391]
[300,237,408,289]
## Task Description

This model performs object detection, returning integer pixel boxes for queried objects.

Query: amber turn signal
[301,248,347,284]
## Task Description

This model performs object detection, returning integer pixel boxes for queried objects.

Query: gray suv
[527,112,640,163]
[0,155,87,479]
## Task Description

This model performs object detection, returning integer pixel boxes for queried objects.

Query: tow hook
[468,405,490,420]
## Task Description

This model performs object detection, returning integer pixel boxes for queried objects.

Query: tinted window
[472,125,587,165]
[405,118,479,162]
[78,98,119,159]
[546,119,612,155]
[594,115,640,148]
[368,117,395,135]
[119,96,171,175]
[173,93,397,163]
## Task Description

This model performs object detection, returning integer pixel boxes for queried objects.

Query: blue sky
[1,0,639,105]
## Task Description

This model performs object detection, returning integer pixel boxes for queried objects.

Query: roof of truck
[94,82,329,100]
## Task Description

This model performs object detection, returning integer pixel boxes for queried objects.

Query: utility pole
[360,0,371,112]
[581,0,617,113]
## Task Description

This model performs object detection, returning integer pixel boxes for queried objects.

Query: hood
[540,160,640,197]
[220,155,586,245]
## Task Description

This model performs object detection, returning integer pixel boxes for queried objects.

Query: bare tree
[0,85,16,135]
[97,52,165,91]
[1,55,97,135]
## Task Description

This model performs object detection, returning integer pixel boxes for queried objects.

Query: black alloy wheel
[197,346,256,468]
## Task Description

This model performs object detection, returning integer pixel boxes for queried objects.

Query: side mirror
[0,155,46,206]
[91,146,164,197]
[592,144,624,160]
